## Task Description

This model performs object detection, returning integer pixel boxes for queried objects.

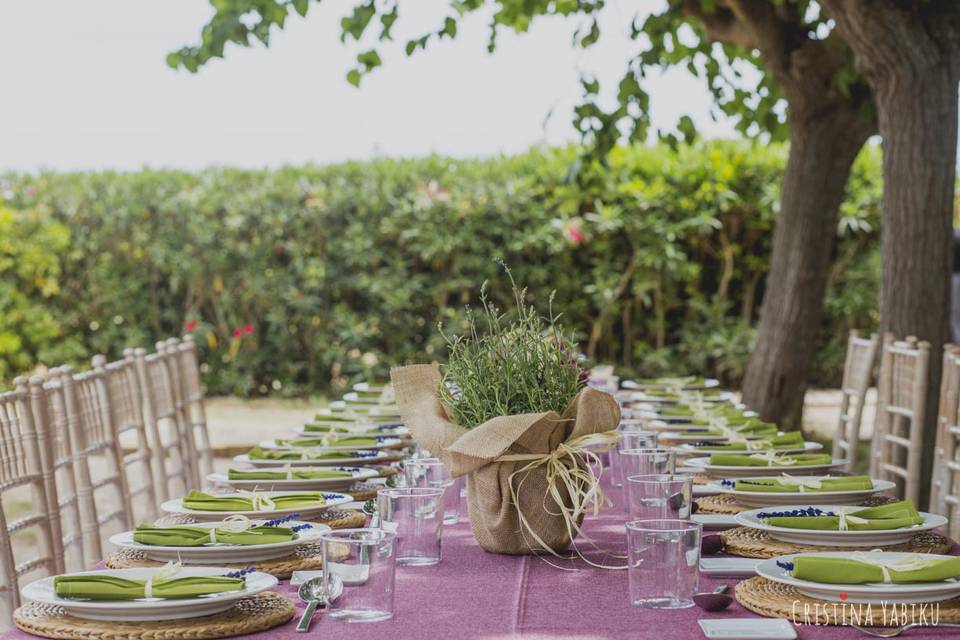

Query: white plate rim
[160,491,352,516]
[109,521,331,554]
[734,505,946,538]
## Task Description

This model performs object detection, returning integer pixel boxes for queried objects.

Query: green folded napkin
[667,406,743,419]
[790,555,960,584]
[735,475,874,493]
[133,523,297,546]
[709,452,834,467]
[227,468,354,480]
[764,501,923,531]
[302,423,386,435]
[699,422,778,438]
[181,490,327,512]
[247,446,357,460]
[275,436,378,448]
[54,574,245,600]
[695,431,804,451]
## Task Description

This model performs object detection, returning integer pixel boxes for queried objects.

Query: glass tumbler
[404,457,459,525]
[610,429,658,488]
[377,487,444,566]
[625,474,693,520]
[321,528,396,622]
[626,519,702,609]
[618,448,676,511]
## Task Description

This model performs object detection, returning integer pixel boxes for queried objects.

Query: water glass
[404,457,459,524]
[625,474,693,520]
[610,430,658,488]
[377,487,444,566]
[619,447,675,484]
[321,528,396,622]
[626,519,702,609]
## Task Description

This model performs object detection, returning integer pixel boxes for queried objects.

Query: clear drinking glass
[626,519,702,609]
[377,487,444,566]
[625,474,693,520]
[321,528,396,622]
[618,448,676,510]
[610,429,658,488]
[404,457,459,525]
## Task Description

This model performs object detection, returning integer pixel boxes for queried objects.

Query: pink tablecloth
[6,486,959,639]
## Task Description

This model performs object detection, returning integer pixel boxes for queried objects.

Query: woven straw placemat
[736,577,960,625]
[13,591,294,640]
[697,494,745,514]
[105,542,350,579]
[153,509,366,529]
[720,526,952,559]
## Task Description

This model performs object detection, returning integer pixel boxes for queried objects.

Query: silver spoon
[296,574,343,632]
[851,622,960,637]
[693,584,732,612]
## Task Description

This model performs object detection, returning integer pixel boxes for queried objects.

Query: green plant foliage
[438,264,587,428]
[0,140,881,396]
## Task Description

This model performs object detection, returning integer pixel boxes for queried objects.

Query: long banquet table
[4,480,958,640]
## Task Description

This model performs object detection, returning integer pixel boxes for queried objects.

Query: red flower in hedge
[242,323,255,336]
[184,319,199,333]
[564,219,584,245]
[233,327,243,338]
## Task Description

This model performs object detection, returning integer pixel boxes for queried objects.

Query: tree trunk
[819,0,960,508]
[875,66,958,508]
[742,109,873,428]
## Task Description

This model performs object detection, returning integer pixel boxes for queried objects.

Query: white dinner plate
[233,450,395,467]
[109,520,331,562]
[160,491,353,521]
[207,466,379,491]
[659,430,776,442]
[259,436,403,452]
[735,505,947,547]
[21,567,277,621]
[622,378,721,390]
[756,552,960,604]
[685,456,847,479]
[705,477,893,507]
[676,441,823,455]
[294,424,408,437]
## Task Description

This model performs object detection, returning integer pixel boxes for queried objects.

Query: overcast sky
[0,0,742,172]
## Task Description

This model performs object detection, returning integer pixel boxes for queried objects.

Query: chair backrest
[832,330,879,472]
[32,370,92,571]
[91,352,159,522]
[870,333,930,503]
[169,335,213,482]
[133,347,195,499]
[0,381,59,620]
[932,345,960,536]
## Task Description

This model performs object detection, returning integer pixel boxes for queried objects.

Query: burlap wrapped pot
[390,364,620,555]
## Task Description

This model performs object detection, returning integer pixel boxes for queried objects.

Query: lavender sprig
[776,560,795,572]
[262,512,301,527]
[223,567,256,579]
[756,507,835,519]
[290,523,313,533]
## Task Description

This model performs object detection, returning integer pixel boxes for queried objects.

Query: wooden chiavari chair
[133,347,196,498]
[0,381,59,623]
[832,331,879,472]
[30,372,90,571]
[168,336,214,482]
[932,345,960,537]
[91,353,159,522]
[869,334,930,503]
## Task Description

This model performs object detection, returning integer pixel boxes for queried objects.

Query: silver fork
[852,622,960,637]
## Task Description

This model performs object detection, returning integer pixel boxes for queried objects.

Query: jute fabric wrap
[391,364,619,555]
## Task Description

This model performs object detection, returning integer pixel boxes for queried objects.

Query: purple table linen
[4,480,958,639]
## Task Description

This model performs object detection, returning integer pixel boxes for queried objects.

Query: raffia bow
[144,560,181,598]
[494,430,619,566]
[835,507,869,531]
[209,514,254,543]
[237,489,276,511]
[849,552,941,582]
[777,473,822,492]
[749,451,797,466]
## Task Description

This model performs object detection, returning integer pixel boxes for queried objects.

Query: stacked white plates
[109,520,331,562]
[685,456,847,478]
[735,505,945,546]
[233,450,395,467]
[21,567,278,621]
[756,552,960,604]
[705,477,893,506]
[676,441,823,455]
[622,378,721,391]
[160,490,352,521]
[293,424,408,437]
[207,466,379,491]
[258,437,403,452]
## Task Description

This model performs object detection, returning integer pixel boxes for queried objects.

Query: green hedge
[0,141,881,396]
